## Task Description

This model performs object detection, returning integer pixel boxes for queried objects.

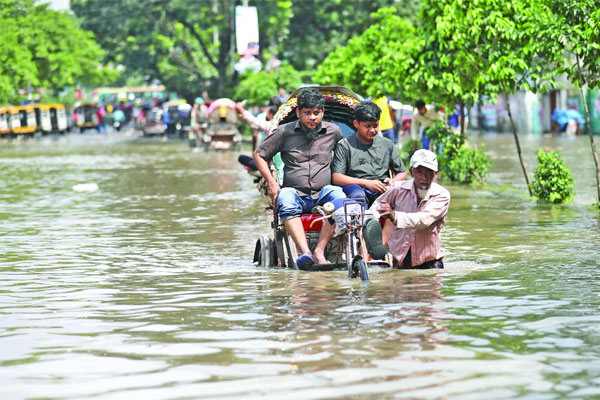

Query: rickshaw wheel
[274,229,286,268]
[253,235,274,268]
[350,256,369,282]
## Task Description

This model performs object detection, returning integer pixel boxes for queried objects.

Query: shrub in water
[445,143,491,184]
[424,122,491,184]
[530,149,574,203]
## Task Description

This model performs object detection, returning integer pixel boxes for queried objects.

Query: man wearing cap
[374,149,450,269]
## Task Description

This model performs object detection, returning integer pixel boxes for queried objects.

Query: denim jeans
[342,184,380,208]
[277,185,346,222]
[421,128,431,150]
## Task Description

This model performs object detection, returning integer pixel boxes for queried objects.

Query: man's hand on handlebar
[267,181,280,204]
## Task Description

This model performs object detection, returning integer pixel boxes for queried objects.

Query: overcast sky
[48,0,70,11]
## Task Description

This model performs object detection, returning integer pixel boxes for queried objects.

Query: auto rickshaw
[0,107,10,137]
[12,105,38,136]
[201,98,242,151]
[32,104,53,134]
[74,103,99,132]
[163,100,191,137]
[252,86,390,280]
[48,104,68,133]
[140,106,166,136]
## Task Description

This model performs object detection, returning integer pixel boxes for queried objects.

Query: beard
[302,123,320,141]
[417,187,430,199]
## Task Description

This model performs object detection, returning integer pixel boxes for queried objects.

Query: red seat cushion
[301,214,323,232]
[300,214,386,232]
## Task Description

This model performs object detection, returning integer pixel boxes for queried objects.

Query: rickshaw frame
[252,86,391,280]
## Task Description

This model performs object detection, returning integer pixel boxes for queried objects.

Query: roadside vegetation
[0,0,115,105]
[2,0,599,207]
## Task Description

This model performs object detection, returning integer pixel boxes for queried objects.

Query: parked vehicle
[141,107,166,136]
[74,103,99,132]
[48,104,68,133]
[32,104,52,134]
[12,105,38,136]
[0,107,10,136]
[6,107,21,135]
[201,98,242,151]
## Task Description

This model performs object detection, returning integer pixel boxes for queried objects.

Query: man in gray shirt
[253,88,345,267]
[332,101,407,207]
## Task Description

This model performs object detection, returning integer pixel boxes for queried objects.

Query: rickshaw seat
[300,213,386,233]
[301,214,323,232]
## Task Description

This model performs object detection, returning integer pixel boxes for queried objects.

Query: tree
[416,0,564,196]
[71,0,236,99]
[72,0,422,99]
[285,0,421,72]
[540,0,600,207]
[0,0,110,103]
[315,8,419,99]
[234,62,305,106]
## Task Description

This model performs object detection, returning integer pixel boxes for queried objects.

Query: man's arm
[385,145,407,184]
[253,150,280,204]
[390,171,408,182]
[236,103,271,132]
[332,172,387,193]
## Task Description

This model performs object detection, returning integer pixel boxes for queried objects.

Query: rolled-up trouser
[277,185,346,222]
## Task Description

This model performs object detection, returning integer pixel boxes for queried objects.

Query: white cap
[410,149,438,172]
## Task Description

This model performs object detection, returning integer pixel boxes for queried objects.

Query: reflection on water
[1,132,599,399]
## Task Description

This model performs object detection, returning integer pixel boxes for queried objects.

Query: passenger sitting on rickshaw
[253,88,346,267]
[331,101,407,208]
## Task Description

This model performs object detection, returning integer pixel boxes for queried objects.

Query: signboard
[235,6,259,55]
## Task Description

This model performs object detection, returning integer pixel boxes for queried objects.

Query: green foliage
[399,138,419,169]
[0,0,112,103]
[315,8,419,99]
[446,144,492,184]
[234,63,305,106]
[286,0,421,72]
[530,150,574,203]
[71,0,421,99]
[426,122,491,184]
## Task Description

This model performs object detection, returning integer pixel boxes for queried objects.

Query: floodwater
[1,131,599,400]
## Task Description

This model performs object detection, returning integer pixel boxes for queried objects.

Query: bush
[445,144,491,184]
[424,121,491,184]
[530,150,574,203]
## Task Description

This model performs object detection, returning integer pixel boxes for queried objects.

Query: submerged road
[1,131,599,399]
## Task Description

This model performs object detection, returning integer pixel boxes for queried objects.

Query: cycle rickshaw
[252,86,392,281]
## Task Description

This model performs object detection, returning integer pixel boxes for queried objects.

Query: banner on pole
[235,6,259,55]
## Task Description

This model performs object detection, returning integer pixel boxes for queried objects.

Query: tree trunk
[505,92,533,196]
[576,54,600,206]
[459,100,466,144]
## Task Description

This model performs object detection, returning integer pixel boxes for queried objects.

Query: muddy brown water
[1,132,599,399]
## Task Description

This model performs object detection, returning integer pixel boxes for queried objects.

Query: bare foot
[313,249,329,264]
